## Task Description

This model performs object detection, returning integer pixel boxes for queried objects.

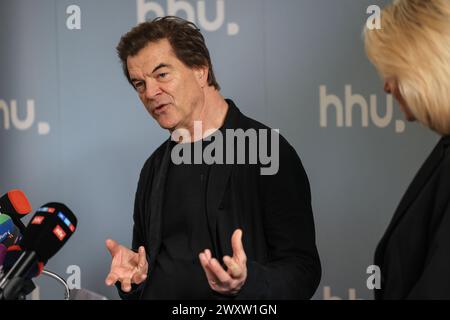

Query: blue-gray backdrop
[0,0,438,299]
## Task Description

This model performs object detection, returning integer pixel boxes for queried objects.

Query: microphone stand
[0,277,36,300]
[41,269,70,300]
[0,269,69,300]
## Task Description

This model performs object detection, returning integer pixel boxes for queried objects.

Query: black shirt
[142,137,215,299]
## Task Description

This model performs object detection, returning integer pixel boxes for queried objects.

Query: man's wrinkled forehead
[127,39,177,75]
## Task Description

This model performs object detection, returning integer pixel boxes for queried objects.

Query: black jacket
[119,99,321,300]
[375,135,450,299]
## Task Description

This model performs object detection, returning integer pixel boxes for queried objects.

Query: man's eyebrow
[130,63,172,82]
[152,63,171,73]
[130,77,142,83]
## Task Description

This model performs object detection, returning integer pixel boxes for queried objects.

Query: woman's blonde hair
[364,0,450,135]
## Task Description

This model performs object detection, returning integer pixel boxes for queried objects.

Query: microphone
[0,215,14,244]
[0,203,77,300]
[0,190,32,233]
[1,224,22,248]
[1,246,42,281]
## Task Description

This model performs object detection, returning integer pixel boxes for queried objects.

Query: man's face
[127,39,206,130]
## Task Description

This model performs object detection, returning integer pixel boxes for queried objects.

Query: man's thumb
[106,239,119,257]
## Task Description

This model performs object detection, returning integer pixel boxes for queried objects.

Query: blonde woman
[364,0,450,299]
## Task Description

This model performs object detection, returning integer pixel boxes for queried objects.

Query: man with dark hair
[105,16,321,300]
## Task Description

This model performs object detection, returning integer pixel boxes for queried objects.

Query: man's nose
[144,79,162,99]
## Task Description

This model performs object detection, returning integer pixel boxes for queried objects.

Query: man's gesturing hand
[105,239,148,292]
[199,229,247,296]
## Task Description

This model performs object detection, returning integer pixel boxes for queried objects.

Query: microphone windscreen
[0,190,32,218]
[1,224,22,248]
[0,215,14,244]
[20,203,77,263]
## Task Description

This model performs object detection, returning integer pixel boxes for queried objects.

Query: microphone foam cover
[20,203,77,263]
[0,190,32,218]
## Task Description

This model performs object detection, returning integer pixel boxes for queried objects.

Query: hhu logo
[0,99,50,135]
[137,0,240,36]
[320,85,406,133]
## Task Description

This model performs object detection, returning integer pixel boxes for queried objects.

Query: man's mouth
[153,103,169,115]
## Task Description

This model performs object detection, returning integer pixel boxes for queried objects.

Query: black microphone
[0,246,38,299]
[1,246,42,279]
[0,203,77,300]
[0,190,32,233]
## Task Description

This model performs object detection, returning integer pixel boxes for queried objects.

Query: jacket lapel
[205,100,240,256]
[376,136,447,266]
[148,139,171,267]
[206,164,233,256]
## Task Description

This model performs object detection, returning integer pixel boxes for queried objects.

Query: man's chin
[156,118,177,130]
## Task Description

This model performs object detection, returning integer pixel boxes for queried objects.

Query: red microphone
[0,190,33,233]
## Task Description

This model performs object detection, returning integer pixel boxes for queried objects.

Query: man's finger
[199,252,220,285]
[204,249,212,261]
[231,229,246,262]
[223,255,242,278]
[105,271,120,286]
[105,239,120,257]
[131,270,147,285]
[209,258,232,284]
[138,246,148,271]
[121,277,132,293]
